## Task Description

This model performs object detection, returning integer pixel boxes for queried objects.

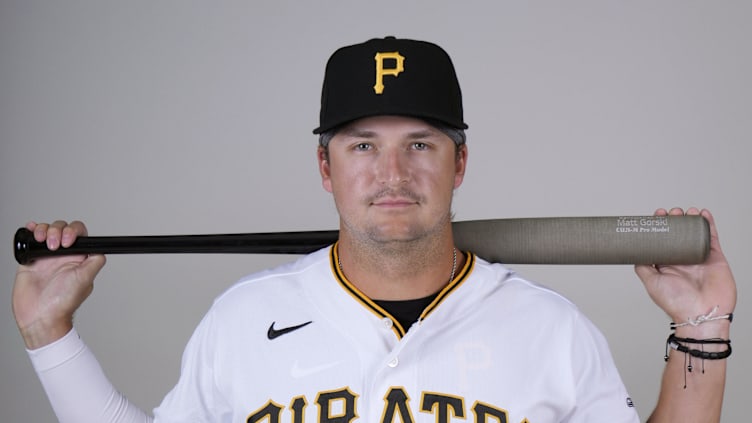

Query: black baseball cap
[313,36,468,134]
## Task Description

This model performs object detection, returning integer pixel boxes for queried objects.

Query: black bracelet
[664,333,731,388]
[666,333,732,361]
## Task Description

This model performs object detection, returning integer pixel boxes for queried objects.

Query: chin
[365,223,430,244]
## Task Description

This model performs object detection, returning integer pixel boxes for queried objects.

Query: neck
[336,227,462,300]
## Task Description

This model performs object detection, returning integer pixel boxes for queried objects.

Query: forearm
[28,328,153,423]
[648,321,730,423]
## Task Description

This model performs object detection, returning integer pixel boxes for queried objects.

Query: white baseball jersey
[153,244,639,422]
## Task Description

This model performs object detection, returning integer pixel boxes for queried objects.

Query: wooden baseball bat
[13,215,710,265]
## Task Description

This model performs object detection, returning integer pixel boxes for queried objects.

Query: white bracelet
[670,305,734,329]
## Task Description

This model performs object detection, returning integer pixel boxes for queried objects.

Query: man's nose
[377,148,410,185]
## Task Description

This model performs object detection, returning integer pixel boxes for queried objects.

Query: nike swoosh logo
[267,321,312,340]
[291,360,340,378]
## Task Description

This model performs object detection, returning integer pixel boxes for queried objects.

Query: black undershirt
[374,292,440,331]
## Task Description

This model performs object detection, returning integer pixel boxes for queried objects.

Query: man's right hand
[12,221,106,350]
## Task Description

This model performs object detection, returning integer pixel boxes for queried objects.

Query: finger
[61,221,88,248]
[653,208,668,216]
[668,207,685,216]
[46,221,70,251]
[685,206,701,215]
[32,222,49,243]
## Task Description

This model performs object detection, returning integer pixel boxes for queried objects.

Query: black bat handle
[13,227,340,265]
[14,227,142,264]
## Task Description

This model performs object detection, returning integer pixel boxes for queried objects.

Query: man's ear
[454,144,468,189]
[318,146,333,193]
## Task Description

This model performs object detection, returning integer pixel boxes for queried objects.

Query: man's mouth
[372,197,417,207]
[368,188,421,207]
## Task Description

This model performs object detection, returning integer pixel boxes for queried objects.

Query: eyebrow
[339,127,438,139]
[340,127,377,138]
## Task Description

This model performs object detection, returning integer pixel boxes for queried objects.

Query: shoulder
[469,256,614,352]
[470,256,579,312]
[211,247,332,309]
[463,255,612,344]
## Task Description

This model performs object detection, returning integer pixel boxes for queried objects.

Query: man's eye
[354,143,372,151]
[412,142,428,150]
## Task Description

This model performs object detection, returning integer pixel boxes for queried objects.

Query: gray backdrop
[1,1,749,421]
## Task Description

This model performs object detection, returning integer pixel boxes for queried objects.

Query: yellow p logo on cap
[373,52,405,94]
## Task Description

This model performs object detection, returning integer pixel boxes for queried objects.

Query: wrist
[672,321,731,354]
[673,319,730,337]
[19,319,73,350]
[669,305,732,337]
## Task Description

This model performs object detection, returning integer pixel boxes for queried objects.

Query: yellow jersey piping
[329,242,475,339]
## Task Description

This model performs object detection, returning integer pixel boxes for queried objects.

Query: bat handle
[13,227,89,265]
[13,228,64,265]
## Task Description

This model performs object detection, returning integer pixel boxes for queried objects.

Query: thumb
[634,263,659,283]
[76,254,107,283]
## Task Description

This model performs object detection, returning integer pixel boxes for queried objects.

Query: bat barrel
[452,215,710,265]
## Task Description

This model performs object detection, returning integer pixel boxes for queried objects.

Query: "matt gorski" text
[616,217,670,233]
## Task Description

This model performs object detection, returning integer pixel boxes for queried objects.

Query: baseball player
[13,37,736,422]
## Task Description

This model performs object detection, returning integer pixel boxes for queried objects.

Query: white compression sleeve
[28,328,153,423]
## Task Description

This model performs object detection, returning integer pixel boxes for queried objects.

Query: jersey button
[382,318,393,329]
[388,357,399,368]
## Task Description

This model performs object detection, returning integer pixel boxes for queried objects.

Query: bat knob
[14,227,33,265]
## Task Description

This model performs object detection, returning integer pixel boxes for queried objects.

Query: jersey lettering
[420,392,465,422]
[373,52,405,94]
[471,401,509,422]
[291,396,307,423]
[248,387,529,423]
[247,400,284,423]
[316,387,359,422]
[380,387,415,423]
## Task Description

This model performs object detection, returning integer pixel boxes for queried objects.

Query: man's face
[319,115,467,246]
